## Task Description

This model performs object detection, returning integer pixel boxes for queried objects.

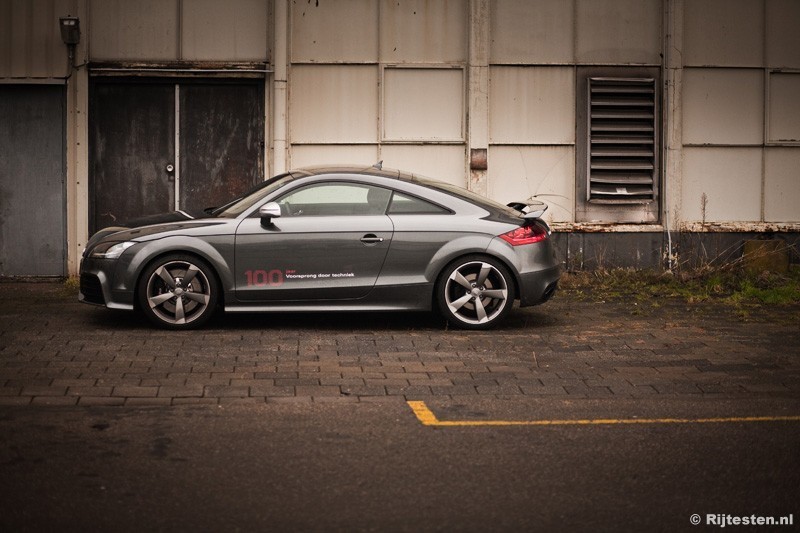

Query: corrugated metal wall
[0,0,79,78]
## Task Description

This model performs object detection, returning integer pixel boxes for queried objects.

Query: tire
[137,254,219,329]
[436,255,515,330]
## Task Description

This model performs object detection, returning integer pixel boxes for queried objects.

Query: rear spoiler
[507,200,548,219]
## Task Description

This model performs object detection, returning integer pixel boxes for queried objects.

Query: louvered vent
[588,77,657,203]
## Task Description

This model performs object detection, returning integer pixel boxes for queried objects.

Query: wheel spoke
[448,293,473,313]
[148,292,174,308]
[183,291,210,305]
[451,270,473,291]
[174,297,186,324]
[182,264,200,285]
[474,297,488,323]
[156,266,176,289]
[476,263,492,287]
[481,289,507,300]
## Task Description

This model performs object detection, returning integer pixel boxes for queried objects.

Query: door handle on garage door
[360,234,384,245]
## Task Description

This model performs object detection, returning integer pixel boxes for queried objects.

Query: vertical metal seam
[175,84,181,211]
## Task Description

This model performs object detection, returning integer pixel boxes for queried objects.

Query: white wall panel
[488,146,575,223]
[684,0,764,67]
[489,0,574,64]
[383,68,463,141]
[768,73,800,143]
[89,0,179,60]
[683,69,764,145]
[766,0,800,68]
[379,0,467,63]
[764,148,800,221]
[290,65,378,143]
[290,145,379,169]
[291,0,377,63]
[181,0,267,61]
[575,0,661,64]
[489,67,574,144]
[682,148,762,222]
[380,145,467,188]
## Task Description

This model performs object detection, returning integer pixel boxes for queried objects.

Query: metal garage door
[0,85,66,277]
[89,79,265,233]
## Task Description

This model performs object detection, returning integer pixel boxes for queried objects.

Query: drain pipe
[272,0,289,175]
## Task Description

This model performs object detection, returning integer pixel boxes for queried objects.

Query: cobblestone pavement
[1,282,798,407]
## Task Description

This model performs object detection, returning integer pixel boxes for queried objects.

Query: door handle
[360,234,384,245]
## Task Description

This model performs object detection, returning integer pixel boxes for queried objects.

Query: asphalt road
[2,398,798,532]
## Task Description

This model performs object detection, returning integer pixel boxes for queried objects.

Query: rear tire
[137,254,219,329]
[436,255,514,330]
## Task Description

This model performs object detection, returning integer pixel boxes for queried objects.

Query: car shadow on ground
[83,305,561,333]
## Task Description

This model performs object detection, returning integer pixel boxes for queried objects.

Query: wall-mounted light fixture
[59,16,80,45]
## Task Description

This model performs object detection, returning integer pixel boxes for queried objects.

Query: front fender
[111,235,235,296]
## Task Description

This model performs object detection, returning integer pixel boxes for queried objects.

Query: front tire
[436,255,515,330]
[137,254,219,329]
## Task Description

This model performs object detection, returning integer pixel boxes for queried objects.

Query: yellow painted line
[407,401,800,428]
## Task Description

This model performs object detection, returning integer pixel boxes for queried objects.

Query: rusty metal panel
[767,0,800,68]
[379,0,467,63]
[89,0,179,61]
[290,145,379,168]
[0,0,75,78]
[179,82,264,211]
[489,66,574,144]
[0,85,65,276]
[383,68,463,141]
[683,69,764,146]
[181,0,268,61]
[765,148,800,222]
[380,145,467,188]
[682,147,762,223]
[575,0,661,65]
[490,0,574,64]
[488,146,575,223]
[291,0,378,63]
[290,65,378,143]
[89,81,175,232]
[768,72,800,143]
[684,0,764,67]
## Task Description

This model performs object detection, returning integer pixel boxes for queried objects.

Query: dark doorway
[0,85,66,276]
[89,78,264,233]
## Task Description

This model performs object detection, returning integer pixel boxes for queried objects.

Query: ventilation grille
[588,77,657,204]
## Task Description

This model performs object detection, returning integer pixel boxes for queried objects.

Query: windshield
[214,173,296,218]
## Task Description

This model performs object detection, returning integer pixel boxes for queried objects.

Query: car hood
[85,215,231,253]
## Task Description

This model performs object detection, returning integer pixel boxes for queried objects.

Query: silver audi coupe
[79,166,561,329]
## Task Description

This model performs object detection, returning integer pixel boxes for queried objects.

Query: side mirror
[259,202,282,226]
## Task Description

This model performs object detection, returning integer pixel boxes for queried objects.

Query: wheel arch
[430,250,521,310]
[128,240,229,311]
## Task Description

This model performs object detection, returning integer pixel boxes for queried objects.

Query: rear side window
[388,192,450,214]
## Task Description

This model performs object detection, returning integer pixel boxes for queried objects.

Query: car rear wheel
[436,255,514,329]
[138,254,219,329]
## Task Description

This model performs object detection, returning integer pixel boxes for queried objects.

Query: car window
[388,192,449,214]
[276,182,392,217]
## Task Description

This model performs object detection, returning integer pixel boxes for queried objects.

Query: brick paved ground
[0,282,798,406]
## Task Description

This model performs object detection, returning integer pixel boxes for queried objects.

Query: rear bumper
[518,264,561,307]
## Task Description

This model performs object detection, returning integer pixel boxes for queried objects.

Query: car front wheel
[436,255,514,329]
[138,254,219,329]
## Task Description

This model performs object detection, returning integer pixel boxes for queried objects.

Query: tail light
[499,223,548,246]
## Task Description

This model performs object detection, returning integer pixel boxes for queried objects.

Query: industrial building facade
[1,0,798,277]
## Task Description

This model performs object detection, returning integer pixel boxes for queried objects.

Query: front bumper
[78,257,135,310]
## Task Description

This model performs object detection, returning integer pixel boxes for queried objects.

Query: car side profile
[79,166,561,329]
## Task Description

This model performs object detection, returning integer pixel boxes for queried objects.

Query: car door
[234,182,394,301]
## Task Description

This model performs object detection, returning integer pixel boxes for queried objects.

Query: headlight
[90,241,136,259]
